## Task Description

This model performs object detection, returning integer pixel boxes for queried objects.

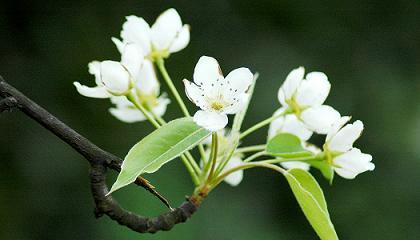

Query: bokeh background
[1,0,419,239]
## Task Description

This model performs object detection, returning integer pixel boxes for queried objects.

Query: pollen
[211,101,224,111]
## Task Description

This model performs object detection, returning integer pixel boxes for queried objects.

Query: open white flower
[184,56,253,131]
[324,117,375,179]
[74,60,133,98]
[112,8,190,58]
[278,67,341,134]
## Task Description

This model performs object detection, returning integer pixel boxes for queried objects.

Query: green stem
[155,58,190,117]
[239,111,288,140]
[206,132,218,181]
[243,151,267,162]
[235,144,266,154]
[259,155,324,164]
[181,155,200,185]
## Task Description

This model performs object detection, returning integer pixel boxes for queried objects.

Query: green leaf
[266,133,313,158]
[308,160,335,184]
[109,117,210,194]
[284,168,338,240]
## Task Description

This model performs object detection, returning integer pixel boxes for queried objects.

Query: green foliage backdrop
[0,0,419,239]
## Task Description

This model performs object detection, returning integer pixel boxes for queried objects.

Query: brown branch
[0,76,200,233]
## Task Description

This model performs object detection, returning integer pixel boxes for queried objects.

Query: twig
[0,75,200,233]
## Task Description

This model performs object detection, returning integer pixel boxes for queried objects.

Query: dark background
[1,0,419,239]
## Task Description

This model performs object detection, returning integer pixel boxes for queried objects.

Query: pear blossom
[183,56,253,131]
[277,67,341,134]
[73,60,132,98]
[324,116,375,179]
[112,8,190,59]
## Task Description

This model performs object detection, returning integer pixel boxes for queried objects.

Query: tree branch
[0,76,200,233]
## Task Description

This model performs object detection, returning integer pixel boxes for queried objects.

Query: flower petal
[328,120,364,152]
[169,24,190,53]
[111,37,124,54]
[100,61,131,94]
[224,67,253,95]
[300,105,341,134]
[73,82,111,98]
[193,56,223,89]
[222,93,249,115]
[193,110,228,131]
[223,156,244,186]
[295,71,330,107]
[109,106,146,123]
[88,61,102,86]
[280,161,310,171]
[278,67,304,103]
[183,79,207,110]
[151,8,183,50]
[326,116,351,142]
[121,15,151,54]
[135,60,159,95]
[333,148,375,179]
[121,43,144,78]
[268,108,313,141]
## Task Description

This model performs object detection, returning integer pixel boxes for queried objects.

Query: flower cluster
[74,8,190,122]
[268,67,374,179]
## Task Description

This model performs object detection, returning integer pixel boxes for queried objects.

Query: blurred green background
[1,0,419,239]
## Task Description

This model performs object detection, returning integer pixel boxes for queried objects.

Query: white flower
[112,8,190,58]
[324,117,375,179]
[183,56,253,131]
[278,67,341,134]
[74,60,133,98]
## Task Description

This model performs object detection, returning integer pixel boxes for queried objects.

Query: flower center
[286,97,302,116]
[211,101,224,111]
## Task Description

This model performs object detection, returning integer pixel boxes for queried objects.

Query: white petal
[328,120,364,152]
[193,110,228,131]
[223,156,244,186]
[222,93,249,114]
[183,79,207,110]
[121,43,144,78]
[110,96,132,107]
[333,148,375,179]
[100,61,131,94]
[280,161,310,171]
[295,72,330,107]
[193,56,223,89]
[151,8,183,50]
[111,37,124,53]
[135,60,159,95]
[109,106,146,123]
[121,16,151,54]
[278,67,304,103]
[169,24,190,53]
[304,143,322,154]
[326,116,351,142]
[268,108,313,141]
[73,82,111,98]
[151,95,171,117]
[224,67,253,95]
[88,61,102,86]
[300,105,341,134]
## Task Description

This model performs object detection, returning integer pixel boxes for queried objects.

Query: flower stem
[155,58,190,117]
[235,144,266,154]
[243,151,267,162]
[127,93,160,128]
[208,132,219,180]
[239,111,287,140]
